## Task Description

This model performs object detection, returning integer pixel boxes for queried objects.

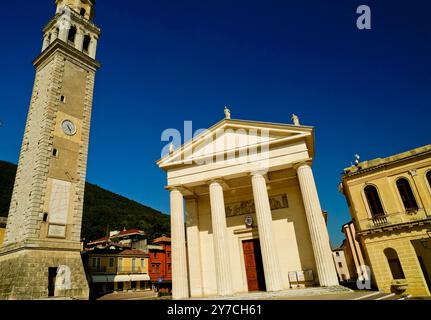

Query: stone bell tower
[0,0,100,300]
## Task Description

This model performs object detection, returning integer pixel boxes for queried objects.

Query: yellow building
[0,217,6,246]
[84,245,151,298]
[340,145,431,297]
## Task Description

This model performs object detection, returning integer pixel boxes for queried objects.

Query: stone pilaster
[295,162,339,287]
[58,27,69,43]
[42,33,50,51]
[51,28,59,44]
[209,180,233,296]
[251,171,284,292]
[170,188,190,300]
[75,28,85,52]
[89,36,98,59]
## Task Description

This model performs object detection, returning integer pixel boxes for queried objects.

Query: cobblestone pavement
[97,288,426,301]
[97,291,168,300]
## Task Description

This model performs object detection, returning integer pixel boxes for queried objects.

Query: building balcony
[117,267,146,274]
[89,266,107,273]
[358,209,431,232]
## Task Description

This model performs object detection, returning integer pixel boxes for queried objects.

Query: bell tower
[0,0,101,300]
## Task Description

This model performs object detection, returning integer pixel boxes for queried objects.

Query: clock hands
[62,121,75,135]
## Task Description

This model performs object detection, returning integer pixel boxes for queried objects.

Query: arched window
[83,35,91,52]
[364,185,385,217]
[80,8,86,17]
[396,178,418,211]
[427,171,431,189]
[384,248,405,280]
[68,26,77,43]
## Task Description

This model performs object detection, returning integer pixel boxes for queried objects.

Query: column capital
[184,195,198,201]
[293,160,313,171]
[207,179,232,192]
[207,178,223,184]
[250,170,268,178]
[166,185,184,193]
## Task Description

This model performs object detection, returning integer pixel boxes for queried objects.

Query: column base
[0,248,89,300]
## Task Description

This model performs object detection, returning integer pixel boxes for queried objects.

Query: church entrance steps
[190,285,353,300]
[98,290,159,300]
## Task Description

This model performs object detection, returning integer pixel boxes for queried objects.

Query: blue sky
[0,0,430,246]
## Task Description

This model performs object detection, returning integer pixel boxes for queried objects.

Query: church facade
[157,113,339,299]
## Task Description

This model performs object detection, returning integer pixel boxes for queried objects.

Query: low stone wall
[0,249,89,300]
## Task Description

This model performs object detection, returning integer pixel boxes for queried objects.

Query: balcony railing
[117,267,146,274]
[358,209,431,232]
[89,266,107,273]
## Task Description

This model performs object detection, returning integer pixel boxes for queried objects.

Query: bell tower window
[83,35,91,53]
[68,26,77,43]
[80,8,86,17]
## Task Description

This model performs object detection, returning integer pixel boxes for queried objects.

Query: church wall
[195,178,317,296]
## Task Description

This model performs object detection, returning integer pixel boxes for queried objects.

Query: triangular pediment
[157,119,314,169]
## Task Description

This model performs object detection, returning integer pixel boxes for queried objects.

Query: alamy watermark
[357,5,372,30]
[356,265,372,290]
[160,120,270,173]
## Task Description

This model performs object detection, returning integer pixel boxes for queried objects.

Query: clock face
[61,120,76,136]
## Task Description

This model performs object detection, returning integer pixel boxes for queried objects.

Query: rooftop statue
[292,114,300,126]
[224,106,231,120]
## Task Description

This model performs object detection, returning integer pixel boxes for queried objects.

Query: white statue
[55,265,72,292]
[354,154,361,166]
[169,143,175,154]
[292,114,300,126]
[224,106,231,120]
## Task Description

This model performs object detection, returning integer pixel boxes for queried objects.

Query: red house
[148,236,172,293]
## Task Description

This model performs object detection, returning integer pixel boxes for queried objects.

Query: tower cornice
[33,39,101,71]
[43,11,101,36]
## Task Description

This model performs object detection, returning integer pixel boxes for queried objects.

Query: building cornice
[43,11,101,35]
[33,39,101,71]
[342,147,431,180]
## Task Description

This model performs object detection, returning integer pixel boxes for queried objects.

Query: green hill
[0,161,170,242]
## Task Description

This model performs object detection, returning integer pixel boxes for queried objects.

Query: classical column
[185,197,204,297]
[295,162,339,287]
[251,171,284,292]
[209,180,233,296]
[170,188,189,299]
